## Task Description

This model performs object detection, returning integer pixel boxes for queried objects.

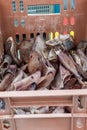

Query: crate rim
[0,89,87,98]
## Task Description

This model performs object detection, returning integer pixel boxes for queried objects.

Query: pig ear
[7,37,13,42]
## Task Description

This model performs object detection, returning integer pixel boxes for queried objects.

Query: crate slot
[9,96,73,116]
[73,96,86,113]
[10,101,72,108]
[10,96,73,108]
[30,33,34,39]
[15,34,20,43]
[64,0,68,10]
[12,1,16,12]
[0,98,11,115]
[19,1,24,12]
[71,0,75,10]
[36,32,40,36]
[0,99,5,110]
[43,32,46,40]
[78,96,85,109]
[22,34,26,40]
[21,19,25,27]
[14,19,18,27]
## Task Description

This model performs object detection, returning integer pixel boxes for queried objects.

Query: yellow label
[49,32,53,40]
[70,31,74,38]
[55,32,59,38]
